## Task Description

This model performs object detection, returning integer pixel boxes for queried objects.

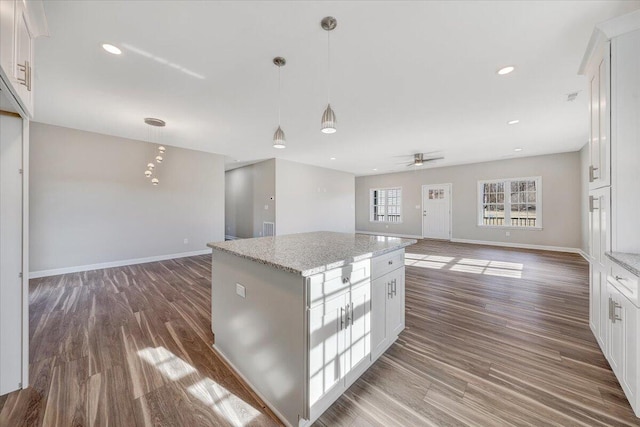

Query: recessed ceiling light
[497,66,515,75]
[372,168,378,171]
[507,119,520,125]
[330,157,336,160]
[514,148,523,152]
[102,43,122,55]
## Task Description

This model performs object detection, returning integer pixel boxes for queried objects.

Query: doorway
[421,184,452,240]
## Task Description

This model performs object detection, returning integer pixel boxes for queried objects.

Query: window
[477,177,541,228]
[370,187,402,223]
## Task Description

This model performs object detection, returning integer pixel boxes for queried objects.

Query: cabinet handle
[19,61,30,92]
[589,195,599,212]
[342,277,349,284]
[589,165,599,182]
[614,275,625,281]
[612,301,622,323]
[388,260,393,265]
[349,302,354,327]
[608,297,613,321]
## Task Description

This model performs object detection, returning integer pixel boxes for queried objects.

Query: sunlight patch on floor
[138,347,260,426]
[406,253,524,278]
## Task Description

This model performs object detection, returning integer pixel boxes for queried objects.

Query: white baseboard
[577,249,592,262]
[29,249,211,279]
[450,238,583,255]
[355,230,422,240]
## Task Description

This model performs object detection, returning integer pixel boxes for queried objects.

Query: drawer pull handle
[614,275,625,281]
[342,277,349,284]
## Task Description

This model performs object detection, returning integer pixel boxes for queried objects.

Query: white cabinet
[586,41,610,191]
[308,291,348,409]
[588,186,610,268]
[589,264,609,350]
[0,0,47,118]
[371,266,405,360]
[345,281,371,384]
[606,275,639,417]
[611,29,640,254]
[308,249,405,422]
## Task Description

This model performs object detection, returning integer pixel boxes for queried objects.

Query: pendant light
[143,117,167,185]
[321,16,337,134]
[273,56,287,149]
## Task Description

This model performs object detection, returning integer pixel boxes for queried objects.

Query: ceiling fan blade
[424,157,445,162]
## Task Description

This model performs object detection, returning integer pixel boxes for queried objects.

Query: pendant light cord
[327,30,331,104]
[278,65,282,125]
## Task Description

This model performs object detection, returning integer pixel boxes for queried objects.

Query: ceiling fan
[399,153,445,167]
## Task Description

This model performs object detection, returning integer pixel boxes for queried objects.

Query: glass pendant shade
[144,170,152,178]
[321,104,337,134]
[151,178,159,185]
[156,155,163,163]
[273,126,286,149]
[147,163,155,169]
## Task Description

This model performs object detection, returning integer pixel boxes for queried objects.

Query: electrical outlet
[236,283,246,298]
[183,238,189,244]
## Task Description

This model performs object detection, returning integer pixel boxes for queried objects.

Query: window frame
[369,187,403,223]
[477,176,542,230]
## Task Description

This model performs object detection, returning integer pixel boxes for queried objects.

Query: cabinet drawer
[307,259,371,307]
[371,249,404,280]
[609,262,639,308]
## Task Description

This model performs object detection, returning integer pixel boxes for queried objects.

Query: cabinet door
[12,0,33,113]
[608,284,624,375]
[588,45,610,190]
[589,187,610,267]
[371,274,390,360]
[619,294,637,409]
[388,268,405,338]
[0,0,16,79]
[308,292,347,408]
[345,281,371,384]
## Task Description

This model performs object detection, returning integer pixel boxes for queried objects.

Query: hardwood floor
[316,240,640,427]
[0,255,280,427]
[1,240,639,426]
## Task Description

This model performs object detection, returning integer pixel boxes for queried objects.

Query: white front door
[422,184,451,240]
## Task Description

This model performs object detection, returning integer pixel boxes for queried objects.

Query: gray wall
[356,152,582,249]
[579,143,590,254]
[29,122,225,272]
[225,159,276,239]
[275,159,355,235]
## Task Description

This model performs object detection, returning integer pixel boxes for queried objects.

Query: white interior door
[422,184,451,239]
[0,112,23,395]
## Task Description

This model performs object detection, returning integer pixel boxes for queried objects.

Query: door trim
[421,183,452,240]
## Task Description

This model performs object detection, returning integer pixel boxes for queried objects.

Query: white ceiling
[34,1,640,176]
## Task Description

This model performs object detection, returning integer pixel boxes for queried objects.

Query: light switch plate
[236,283,246,298]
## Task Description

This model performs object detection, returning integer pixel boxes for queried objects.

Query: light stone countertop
[606,252,640,277]
[207,231,417,277]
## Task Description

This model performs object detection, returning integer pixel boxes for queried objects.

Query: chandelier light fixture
[321,16,337,134]
[143,117,167,185]
[272,56,287,149]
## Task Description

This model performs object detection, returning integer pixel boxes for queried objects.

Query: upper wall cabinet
[580,10,640,254]
[0,0,48,118]
[584,40,610,191]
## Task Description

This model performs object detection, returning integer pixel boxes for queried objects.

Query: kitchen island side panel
[211,249,306,426]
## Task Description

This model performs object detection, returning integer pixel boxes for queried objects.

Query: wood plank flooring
[1,240,639,426]
[316,240,640,427]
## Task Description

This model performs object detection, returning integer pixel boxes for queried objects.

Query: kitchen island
[207,231,416,427]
